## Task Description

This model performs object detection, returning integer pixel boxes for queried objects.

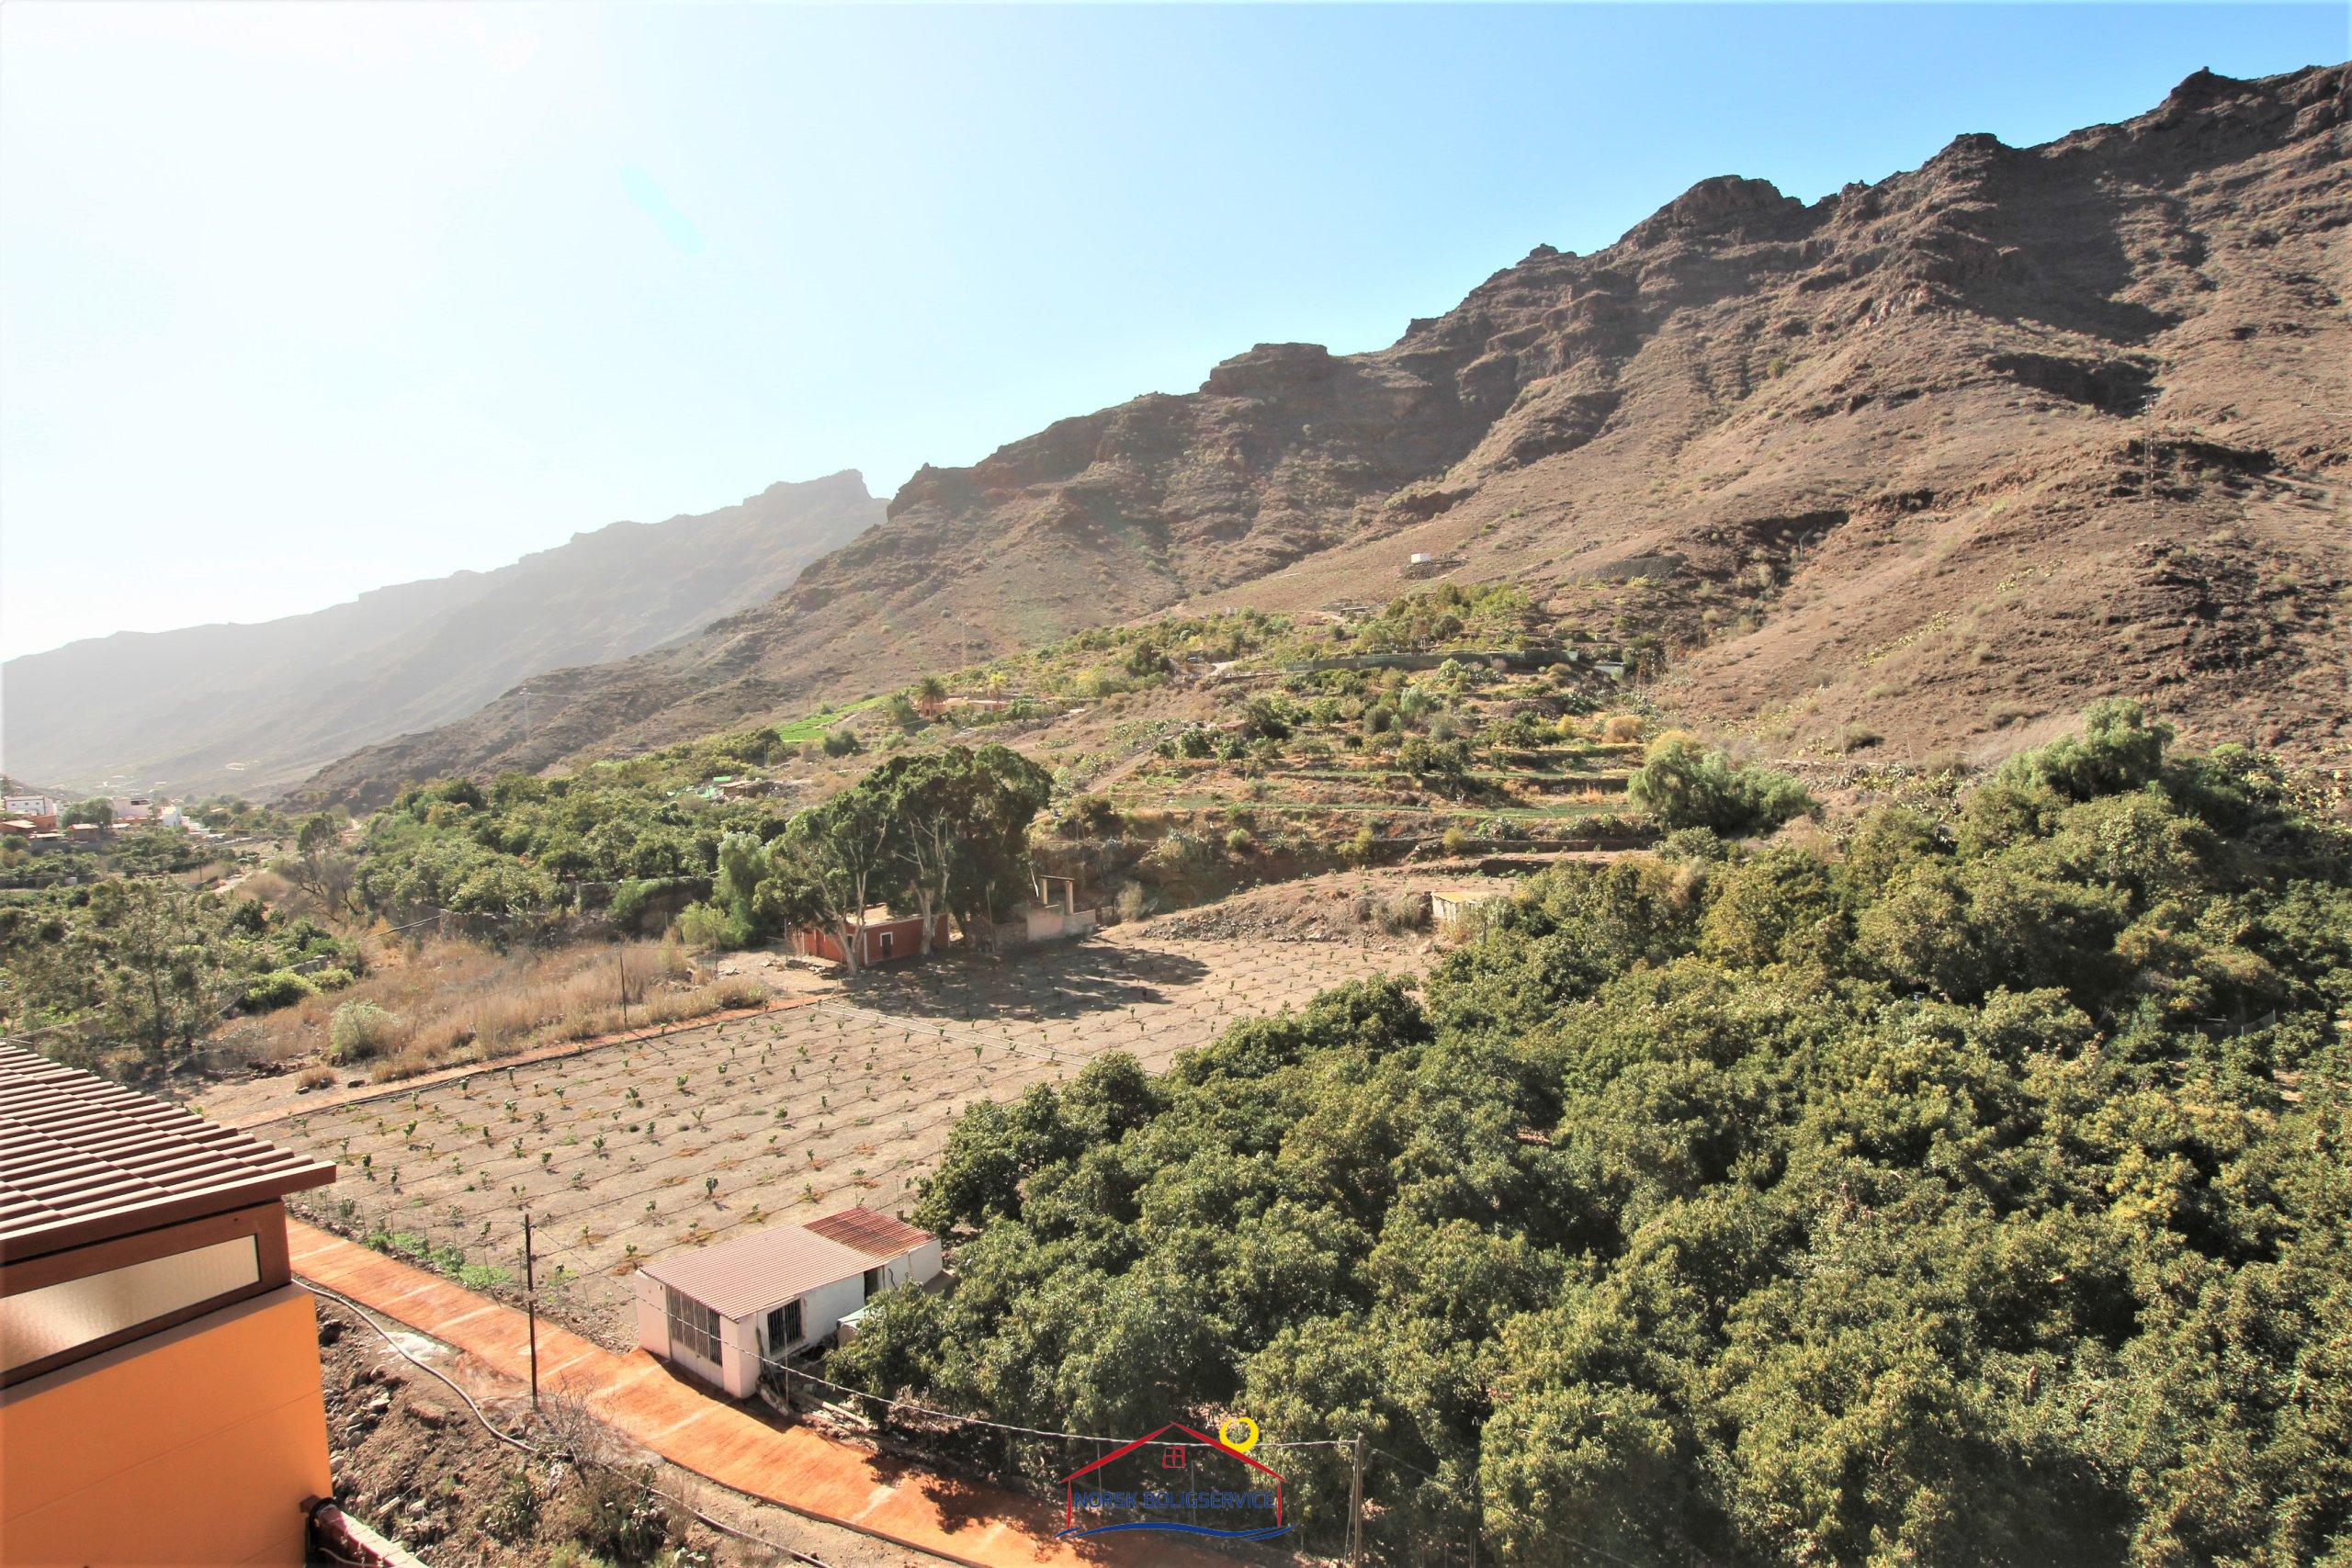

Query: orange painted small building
[0,1043,338,1566]
[792,911,954,967]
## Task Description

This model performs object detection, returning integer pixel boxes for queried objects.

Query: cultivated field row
[279,932,1400,1342]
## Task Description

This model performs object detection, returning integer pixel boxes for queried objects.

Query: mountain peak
[1629,175,1805,244]
[297,66,2350,801]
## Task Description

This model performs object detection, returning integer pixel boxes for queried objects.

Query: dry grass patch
[221,937,764,1082]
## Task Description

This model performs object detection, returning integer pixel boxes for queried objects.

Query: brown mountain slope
[3,472,880,796]
[305,64,2348,805]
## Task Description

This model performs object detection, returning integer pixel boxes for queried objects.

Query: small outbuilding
[991,874,1099,948]
[790,909,954,968]
[633,1207,942,1398]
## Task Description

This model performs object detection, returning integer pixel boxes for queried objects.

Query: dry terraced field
[272,929,1401,1344]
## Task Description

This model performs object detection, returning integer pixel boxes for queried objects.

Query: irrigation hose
[299,1280,841,1568]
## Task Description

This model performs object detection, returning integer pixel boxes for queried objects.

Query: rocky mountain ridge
[305,62,2347,803]
[5,471,881,795]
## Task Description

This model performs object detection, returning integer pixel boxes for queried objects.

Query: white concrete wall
[1019,906,1099,943]
[775,1276,866,1356]
[669,1336,727,1393]
[718,1313,760,1398]
[632,1273,669,1358]
[898,1239,944,1288]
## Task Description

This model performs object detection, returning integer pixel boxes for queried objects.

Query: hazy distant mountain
[307,64,2350,803]
[2,472,881,796]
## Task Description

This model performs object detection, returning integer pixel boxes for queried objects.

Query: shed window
[768,1299,803,1352]
[664,1286,721,1367]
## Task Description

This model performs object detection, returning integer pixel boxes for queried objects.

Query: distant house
[0,1042,338,1564]
[0,818,35,839]
[633,1207,943,1398]
[1430,891,1501,935]
[791,909,953,968]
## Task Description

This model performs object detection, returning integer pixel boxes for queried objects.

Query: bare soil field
[266,923,1413,1347]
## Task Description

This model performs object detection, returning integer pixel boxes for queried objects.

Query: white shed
[633,1207,943,1398]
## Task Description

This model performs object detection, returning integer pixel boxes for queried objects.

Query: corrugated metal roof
[804,1205,933,1259]
[639,1222,876,1320]
[0,1042,335,1261]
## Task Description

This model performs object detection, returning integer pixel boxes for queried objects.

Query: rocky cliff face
[304,63,2347,803]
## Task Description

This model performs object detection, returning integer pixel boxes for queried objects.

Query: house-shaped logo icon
[1058,1422,1289,1540]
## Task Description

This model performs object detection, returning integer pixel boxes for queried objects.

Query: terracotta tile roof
[0,1042,335,1261]
[804,1205,933,1258]
[639,1209,933,1320]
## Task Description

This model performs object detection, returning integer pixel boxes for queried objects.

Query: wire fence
[299,1185,1553,1564]
[759,1353,1368,1558]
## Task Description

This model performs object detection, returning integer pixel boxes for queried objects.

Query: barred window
[664,1286,721,1366]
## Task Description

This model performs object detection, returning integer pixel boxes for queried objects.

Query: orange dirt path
[288,1222,1216,1568]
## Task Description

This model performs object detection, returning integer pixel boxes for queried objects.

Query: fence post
[1348,1433,1366,1566]
[523,1211,540,1410]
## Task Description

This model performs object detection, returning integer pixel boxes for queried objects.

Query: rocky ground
[316,1297,947,1567]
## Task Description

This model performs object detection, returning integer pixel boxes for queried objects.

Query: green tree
[1626,735,1815,836]
[752,789,897,972]
[819,710,2352,1564]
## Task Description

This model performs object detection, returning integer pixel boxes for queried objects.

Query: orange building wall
[796,913,952,965]
[0,1287,332,1566]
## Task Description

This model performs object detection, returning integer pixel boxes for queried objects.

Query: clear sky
[2,3,2341,660]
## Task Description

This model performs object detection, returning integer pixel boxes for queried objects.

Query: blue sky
[2,3,2341,660]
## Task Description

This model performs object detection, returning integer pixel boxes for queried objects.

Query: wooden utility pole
[523,1211,540,1409]
[1348,1433,1367,1567]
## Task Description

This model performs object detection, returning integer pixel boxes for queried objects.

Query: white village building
[633,1206,942,1398]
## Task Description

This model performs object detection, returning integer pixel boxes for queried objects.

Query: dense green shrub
[673,900,753,953]
[836,717,2352,1564]
[242,968,319,1012]
[1396,736,1472,779]
[0,881,356,1073]
[1626,734,1815,835]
